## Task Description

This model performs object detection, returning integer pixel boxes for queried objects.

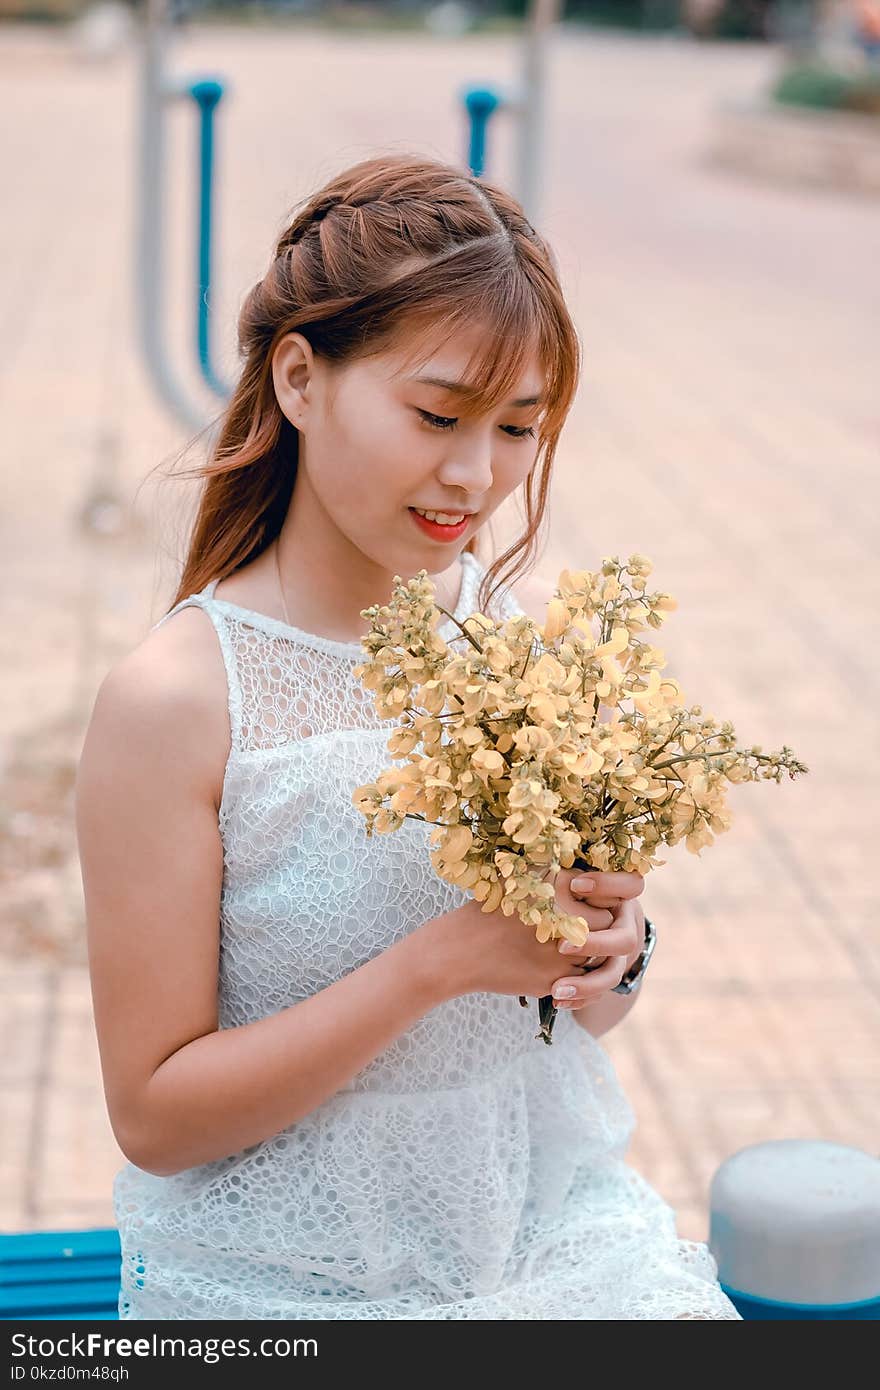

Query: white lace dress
[113,548,741,1320]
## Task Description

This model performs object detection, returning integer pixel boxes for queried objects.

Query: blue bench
[0,1227,120,1320]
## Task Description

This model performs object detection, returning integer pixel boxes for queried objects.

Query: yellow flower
[479,879,505,913]
[441,823,474,861]
[542,598,570,644]
[348,551,808,1043]
[387,726,420,757]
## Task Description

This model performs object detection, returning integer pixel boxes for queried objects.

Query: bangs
[375,253,573,435]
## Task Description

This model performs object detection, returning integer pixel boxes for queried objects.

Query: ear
[271,332,315,430]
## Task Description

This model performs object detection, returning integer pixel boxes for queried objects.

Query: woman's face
[272,321,546,582]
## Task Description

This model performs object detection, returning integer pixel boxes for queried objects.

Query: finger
[570,868,644,901]
[559,897,639,956]
[557,921,637,958]
[556,876,615,927]
[552,953,628,1007]
[560,904,615,934]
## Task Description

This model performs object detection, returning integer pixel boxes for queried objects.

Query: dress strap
[151,588,244,752]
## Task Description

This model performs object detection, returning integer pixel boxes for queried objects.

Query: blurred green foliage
[561,0,679,27]
[773,62,880,115]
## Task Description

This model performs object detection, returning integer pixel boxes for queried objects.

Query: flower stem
[530,851,596,1044]
[433,605,484,654]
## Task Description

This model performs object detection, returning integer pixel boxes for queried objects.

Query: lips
[408,507,471,541]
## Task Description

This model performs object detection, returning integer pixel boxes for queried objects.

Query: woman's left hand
[551,868,647,1008]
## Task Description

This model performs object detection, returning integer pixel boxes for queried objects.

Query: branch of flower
[650,750,732,772]
[641,715,687,763]
[433,605,485,654]
[402,708,460,720]
[663,729,725,757]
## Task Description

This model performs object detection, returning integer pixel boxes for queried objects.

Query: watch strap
[611,914,656,995]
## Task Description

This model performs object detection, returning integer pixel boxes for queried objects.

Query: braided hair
[165,152,580,619]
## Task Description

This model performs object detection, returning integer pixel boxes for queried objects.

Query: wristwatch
[611,914,656,995]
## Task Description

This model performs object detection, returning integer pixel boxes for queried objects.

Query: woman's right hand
[420,867,633,1004]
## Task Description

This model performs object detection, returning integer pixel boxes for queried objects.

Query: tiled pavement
[1,21,877,1249]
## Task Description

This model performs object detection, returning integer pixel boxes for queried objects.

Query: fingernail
[558,941,579,954]
[571,877,596,893]
[553,984,577,999]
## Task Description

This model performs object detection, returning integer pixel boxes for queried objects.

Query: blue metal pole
[463,87,501,178]
[190,78,233,401]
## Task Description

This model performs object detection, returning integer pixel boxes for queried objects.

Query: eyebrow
[410,374,544,407]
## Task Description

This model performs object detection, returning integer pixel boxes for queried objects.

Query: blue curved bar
[189,78,233,400]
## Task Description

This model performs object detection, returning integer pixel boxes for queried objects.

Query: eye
[416,409,536,439]
[417,410,458,431]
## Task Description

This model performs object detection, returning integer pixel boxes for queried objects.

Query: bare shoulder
[83,605,231,812]
[76,605,231,1167]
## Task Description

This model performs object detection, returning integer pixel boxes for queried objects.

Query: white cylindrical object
[709,1140,880,1306]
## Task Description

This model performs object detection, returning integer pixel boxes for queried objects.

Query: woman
[76,152,741,1319]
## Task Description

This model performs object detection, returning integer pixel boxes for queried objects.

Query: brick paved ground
[1,19,877,1251]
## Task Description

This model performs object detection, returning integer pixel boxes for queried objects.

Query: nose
[437,430,494,500]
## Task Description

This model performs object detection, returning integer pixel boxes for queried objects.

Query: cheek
[493,443,538,498]
[324,406,424,513]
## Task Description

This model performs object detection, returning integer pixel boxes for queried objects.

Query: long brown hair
[163,152,581,619]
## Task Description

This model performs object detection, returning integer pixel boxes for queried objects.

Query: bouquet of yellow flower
[352,553,808,1043]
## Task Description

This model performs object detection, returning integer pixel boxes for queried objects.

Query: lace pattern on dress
[113,548,743,1321]
[153,550,498,751]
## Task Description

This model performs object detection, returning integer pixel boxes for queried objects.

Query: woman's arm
[76,618,453,1180]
